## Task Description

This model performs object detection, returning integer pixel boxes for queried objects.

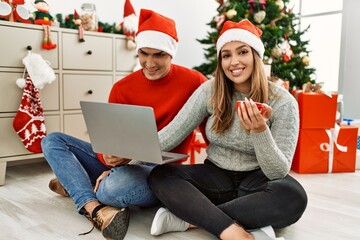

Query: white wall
[24,0,219,69]
[339,0,360,119]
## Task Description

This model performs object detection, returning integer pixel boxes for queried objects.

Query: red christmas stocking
[13,74,47,153]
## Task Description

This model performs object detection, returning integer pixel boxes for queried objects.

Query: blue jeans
[41,132,160,212]
[148,159,307,237]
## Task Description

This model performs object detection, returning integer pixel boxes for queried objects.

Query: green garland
[55,13,123,35]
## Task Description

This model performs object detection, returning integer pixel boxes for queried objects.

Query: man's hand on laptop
[103,154,131,167]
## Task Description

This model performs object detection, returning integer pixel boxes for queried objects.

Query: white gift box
[183,131,207,165]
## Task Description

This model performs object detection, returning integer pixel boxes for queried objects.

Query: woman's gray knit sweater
[159,79,299,180]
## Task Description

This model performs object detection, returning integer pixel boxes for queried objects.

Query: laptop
[80,101,189,164]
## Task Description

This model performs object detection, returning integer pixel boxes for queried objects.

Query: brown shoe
[91,206,130,240]
[48,178,69,197]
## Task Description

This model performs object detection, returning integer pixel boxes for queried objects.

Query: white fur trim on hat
[135,30,178,58]
[216,28,265,59]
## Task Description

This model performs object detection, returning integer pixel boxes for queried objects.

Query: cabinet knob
[87,50,92,55]
[26,45,32,51]
[87,90,93,94]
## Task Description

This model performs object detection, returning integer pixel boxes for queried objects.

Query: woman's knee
[148,164,177,189]
[271,176,308,227]
[284,176,308,210]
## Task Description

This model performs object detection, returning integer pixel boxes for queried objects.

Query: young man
[41,9,207,240]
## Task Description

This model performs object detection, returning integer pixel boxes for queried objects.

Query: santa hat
[135,9,178,58]
[216,19,265,59]
[123,0,137,37]
[73,9,79,20]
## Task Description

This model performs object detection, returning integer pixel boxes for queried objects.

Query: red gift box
[334,125,358,172]
[292,125,358,173]
[185,130,207,164]
[297,92,338,129]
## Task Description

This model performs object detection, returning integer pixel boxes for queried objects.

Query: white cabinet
[63,74,113,109]
[0,21,136,185]
[0,24,59,69]
[62,33,113,71]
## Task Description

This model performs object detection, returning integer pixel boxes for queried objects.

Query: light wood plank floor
[0,160,359,240]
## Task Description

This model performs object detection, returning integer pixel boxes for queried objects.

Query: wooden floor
[0,160,359,240]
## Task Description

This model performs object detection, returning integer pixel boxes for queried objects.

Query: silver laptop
[80,101,189,164]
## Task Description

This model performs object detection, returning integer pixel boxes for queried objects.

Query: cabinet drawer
[63,114,89,142]
[0,72,59,112]
[115,38,137,72]
[63,74,112,110]
[62,33,113,71]
[0,25,58,69]
[0,115,60,158]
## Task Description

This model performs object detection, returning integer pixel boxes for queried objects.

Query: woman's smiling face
[220,41,254,93]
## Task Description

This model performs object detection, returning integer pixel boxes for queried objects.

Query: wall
[339,0,360,119]
[24,0,219,69]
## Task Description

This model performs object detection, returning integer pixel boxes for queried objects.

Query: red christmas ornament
[13,74,46,153]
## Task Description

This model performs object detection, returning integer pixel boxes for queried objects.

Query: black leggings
[148,160,307,237]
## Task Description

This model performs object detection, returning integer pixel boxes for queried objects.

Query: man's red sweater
[97,64,207,166]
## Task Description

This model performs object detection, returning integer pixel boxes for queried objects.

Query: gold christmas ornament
[254,11,266,24]
[302,56,310,66]
[275,0,285,11]
[225,9,237,19]
[271,46,282,58]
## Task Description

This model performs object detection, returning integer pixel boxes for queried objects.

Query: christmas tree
[194,0,316,90]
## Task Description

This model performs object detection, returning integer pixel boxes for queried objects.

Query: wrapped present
[184,130,207,164]
[341,119,360,149]
[297,92,338,129]
[356,150,360,170]
[292,125,358,173]
[333,125,358,172]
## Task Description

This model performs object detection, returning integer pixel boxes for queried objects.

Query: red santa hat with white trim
[123,0,137,37]
[216,19,265,59]
[135,9,178,58]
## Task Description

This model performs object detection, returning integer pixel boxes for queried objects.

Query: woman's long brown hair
[211,48,269,134]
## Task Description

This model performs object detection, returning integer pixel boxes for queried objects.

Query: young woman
[148,19,307,240]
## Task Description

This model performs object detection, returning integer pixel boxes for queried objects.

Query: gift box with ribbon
[185,130,207,164]
[292,124,358,173]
